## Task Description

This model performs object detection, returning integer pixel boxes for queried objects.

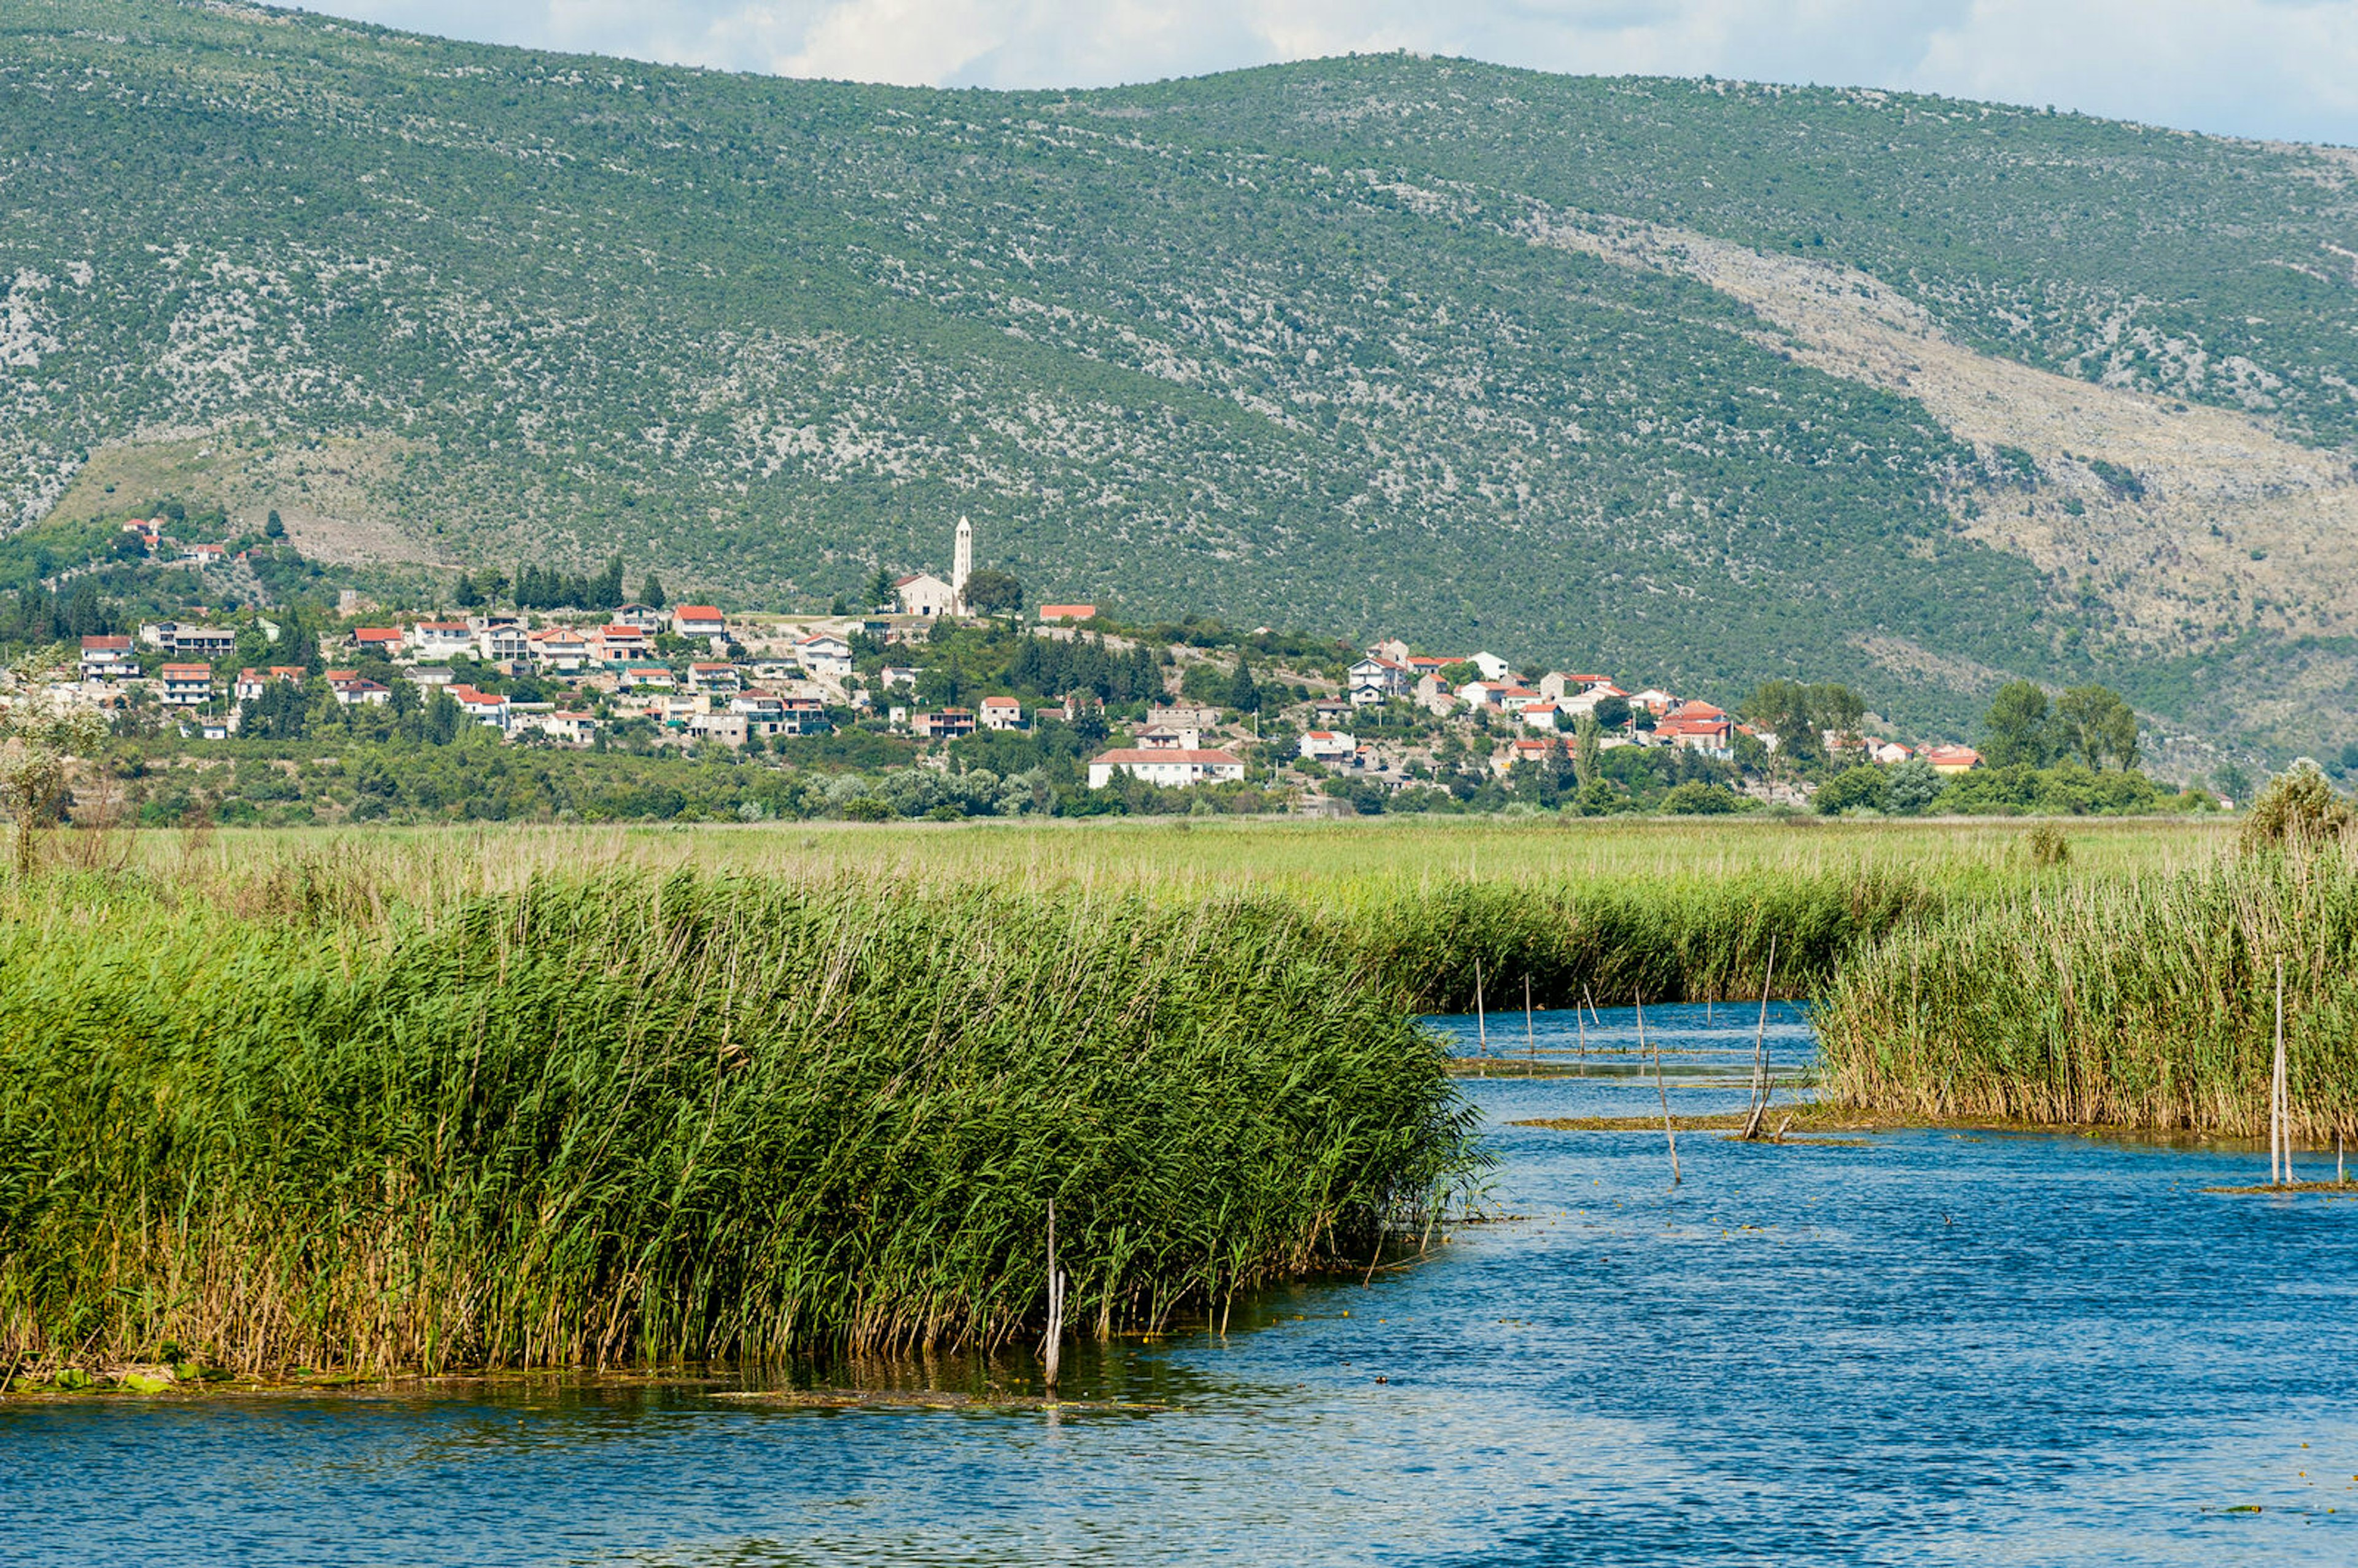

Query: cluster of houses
[1333,640,1985,781]
[59,594,1078,751]
[23,510,1994,793]
[58,604,838,747]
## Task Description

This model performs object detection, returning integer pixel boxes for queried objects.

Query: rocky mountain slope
[3,1,2355,753]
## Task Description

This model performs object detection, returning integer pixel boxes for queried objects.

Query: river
[5,1004,2354,1566]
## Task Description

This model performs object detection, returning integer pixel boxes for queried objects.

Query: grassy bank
[0,866,1475,1378]
[1815,848,2358,1140]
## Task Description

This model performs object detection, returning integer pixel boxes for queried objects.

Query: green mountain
[6,1,2357,757]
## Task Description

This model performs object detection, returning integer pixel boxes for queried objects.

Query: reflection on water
[6,1005,2354,1566]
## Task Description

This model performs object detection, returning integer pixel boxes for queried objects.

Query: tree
[1806,682,1866,746]
[1741,679,1823,769]
[641,573,667,610]
[2056,685,2138,770]
[452,571,481,609]
[239,680,309,742]
[862,565,894,611]
[1815,764,1891,816]
[424,689,460,745]
[1886,757,1945,815]
[1592,694,1632,732]
[1661,780,1741,815]
[1573,713,1601,786]
[264,509,284,540]
[483,570,511,605]
[1982,681,2055,769]
[1228,653,1261,714]
[962,568,1023,616]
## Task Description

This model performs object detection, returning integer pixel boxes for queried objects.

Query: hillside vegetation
[4,2,2356,750]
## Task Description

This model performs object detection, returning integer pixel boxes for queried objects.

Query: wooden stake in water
[1043,1200,1065,1391]
[1741,936,1780,1143]
[1640,991,1679,1187]
[1524,975,1536,1068]
[2271,957,2288,1186]
[1474,958,1488,1057]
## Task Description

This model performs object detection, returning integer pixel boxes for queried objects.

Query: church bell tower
[952,514,974,611]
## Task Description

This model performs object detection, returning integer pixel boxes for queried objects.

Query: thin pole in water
[1475,958,1488,1057]
[1640,990,1679,1186]
[1043,1199,1064,1392]
[1525,974,1536,1069]
[1742,935,1779,1142]
[2272,957,2288,1186]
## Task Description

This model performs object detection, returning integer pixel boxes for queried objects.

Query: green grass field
[156,813,2232,899]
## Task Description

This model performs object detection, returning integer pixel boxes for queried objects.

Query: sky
[292,0,2358,146]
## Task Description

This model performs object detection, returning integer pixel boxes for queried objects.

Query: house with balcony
[529,627,591,673]
[793,633,852,680]
[158,664,214,708]
[80,635,139,681]
[410,621,476,661]
[671,605,728,646]
[479,622,532,664]
[977,696,1025,731]
[912,707,976,740]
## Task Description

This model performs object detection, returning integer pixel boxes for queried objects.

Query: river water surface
[6,1004,2354,1566]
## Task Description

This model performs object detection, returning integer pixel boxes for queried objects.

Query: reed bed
[0,867,1476,1377]
[1815,847,2358,1139]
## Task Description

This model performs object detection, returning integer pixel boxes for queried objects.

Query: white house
[449,685,509,729]
[529,627,591,673]
[1347,656,1409,707]
[1135,724,1201,750]
[1469,652,1514,683]
[1087,748,1247,790]
[1298,729,1356,762]
[479,623,532,664]
[1870,740,1916,766]
[1627,688,1679,716]
[80,635,139,681]
[894,572,959,618]
[139,623,236,659]
[672,605,728,646]
[1520,702,1565,732]
[158,664,214,708]
[411,621,475,661]
[977,695,1025,731]
[877,664,918,692]
[794,633,853,680]
[331,677,392,707]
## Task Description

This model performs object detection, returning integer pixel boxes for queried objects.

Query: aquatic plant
[0,869,1476,1376]
[1814,848,2358,1138]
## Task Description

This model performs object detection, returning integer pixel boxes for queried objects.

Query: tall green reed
[0,868,1476,1375]
[1815,849,2358,1138]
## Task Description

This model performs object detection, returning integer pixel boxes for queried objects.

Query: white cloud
[294,0,2358,144]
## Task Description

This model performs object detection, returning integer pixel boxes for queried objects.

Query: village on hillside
[0,512,2215,825]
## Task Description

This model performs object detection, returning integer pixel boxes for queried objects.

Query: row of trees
[1983,681,2139,770]
[452,557,668,613]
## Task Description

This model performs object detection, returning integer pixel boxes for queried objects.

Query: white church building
[893,516,974,618]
